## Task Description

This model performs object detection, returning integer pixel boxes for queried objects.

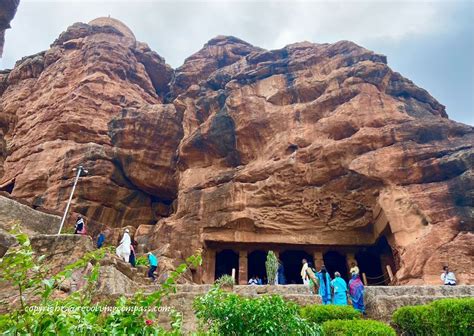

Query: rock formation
[0,0,19,57]
[0,18,472,285]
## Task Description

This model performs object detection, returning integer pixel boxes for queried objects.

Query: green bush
[392,305,434,335]
[194,287,322,335]
[135,255,148,266]
[214,274,235,287]
[0,226,203,335]
[265,250,278,285]
[300,304,361,324]
[322,319,396,336]
[392,298,474,336]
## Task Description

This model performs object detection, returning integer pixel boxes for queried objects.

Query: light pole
[57,165,88,235]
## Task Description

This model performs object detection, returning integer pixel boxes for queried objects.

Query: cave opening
[356,236,395,285]
[280,250,314,284]
[323,250,349,281]
[248,250,267,283]
[0,179,15,194]
[214,249,239,282]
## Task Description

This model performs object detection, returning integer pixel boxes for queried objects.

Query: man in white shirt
[301,259,309,285]
[248,276,258,285]
[441,266,457,286]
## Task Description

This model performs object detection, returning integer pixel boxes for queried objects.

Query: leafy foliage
[214,274,235,287]
[265,250,278,285]
[0,226,202,335]
[391,305,434,336]
[392,298,474,336]
[135,255,149,266]
[193,286,322,335]
[322,319,396,336]
[300,304,361,324]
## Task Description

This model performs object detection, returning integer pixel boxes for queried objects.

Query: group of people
[75,216,459,292]
[114,228,159,281]
[301,259,365,313]
[75,216,159,282]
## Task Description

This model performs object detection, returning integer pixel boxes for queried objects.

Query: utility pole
[57,165,88,235]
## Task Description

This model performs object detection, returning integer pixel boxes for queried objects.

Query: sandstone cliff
[0,18,472,285]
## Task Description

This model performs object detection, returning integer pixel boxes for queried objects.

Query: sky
[2,0,473,125]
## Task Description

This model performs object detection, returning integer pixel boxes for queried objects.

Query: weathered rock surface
[0,0,19,57]
[0,18,176,236]
[0,17,472,285]
[152,38,473,284]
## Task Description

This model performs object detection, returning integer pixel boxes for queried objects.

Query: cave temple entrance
[206,241,396,286]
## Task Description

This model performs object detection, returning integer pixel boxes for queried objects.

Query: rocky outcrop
[150,38,473,284]
[0,18,176,236]
[0,195,61,235]
[0,18,472,285]
[0,0,19,57]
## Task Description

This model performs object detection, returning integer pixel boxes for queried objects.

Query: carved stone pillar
[202,249,215,284]
[238,250,248,285]
[313,250,324,270]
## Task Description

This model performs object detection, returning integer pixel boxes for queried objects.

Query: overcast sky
[2,0,473,125]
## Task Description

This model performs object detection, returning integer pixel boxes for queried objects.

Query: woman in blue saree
[349,273,365,313]
[316,265,332,304]
[330,272,348,305]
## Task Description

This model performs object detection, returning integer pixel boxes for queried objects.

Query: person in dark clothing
[277,260,286,285]
[74,216,85,234]
[97,232,105,248]
[147,252,158,281]
[129,241,137,267]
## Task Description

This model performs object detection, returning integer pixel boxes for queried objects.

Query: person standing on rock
[301,259,309,285]
[115,228,131,262]
[147,251,158,282]
[349,272,365,314]
[97,232,105,248]
[441,266,457,286]
[129,241,137,267]
[331,272,348,305]
[317,265,332,304]
[305,262,319,295]
[74,215,86,235]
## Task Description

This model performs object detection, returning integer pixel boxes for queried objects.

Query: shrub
[430,298,474,336]
[392,305,434,335]
[322,319,396,336]
[300,304,361,324]
[214,274,235,287]
[0,226,202,335]
[194,287,322,335]
[392,298,474,336]
[265,250,278,285]
[135,255,148,266]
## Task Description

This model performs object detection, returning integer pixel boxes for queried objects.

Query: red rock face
[0,18,472,284]
[0,18,176,231]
